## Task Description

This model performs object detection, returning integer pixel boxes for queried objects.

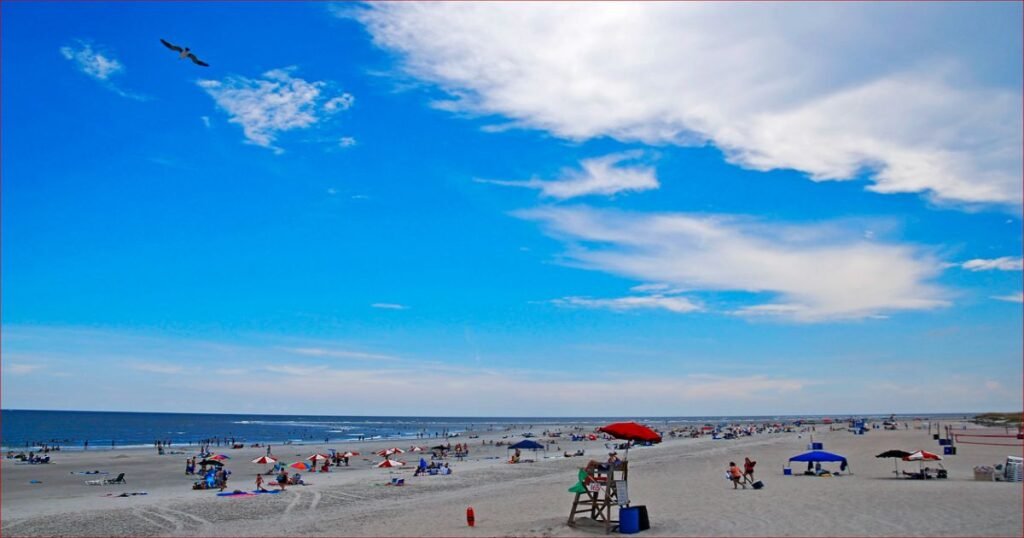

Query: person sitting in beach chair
[290,472,305,485]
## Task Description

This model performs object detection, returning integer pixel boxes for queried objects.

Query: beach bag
[752,480,764,490]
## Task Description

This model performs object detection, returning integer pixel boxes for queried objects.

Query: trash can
[619,507,640,534]
[636,505,650,531]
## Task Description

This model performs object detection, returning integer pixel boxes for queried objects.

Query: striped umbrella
[376,459,405,468]
[251,456,277,464]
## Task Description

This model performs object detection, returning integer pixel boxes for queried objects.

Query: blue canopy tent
[787,450,851,474]
[508,439,545,450]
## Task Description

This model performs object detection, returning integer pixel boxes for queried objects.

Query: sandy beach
[2,422,1021,536]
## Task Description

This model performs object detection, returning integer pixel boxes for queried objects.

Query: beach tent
[508,439,545,450]
[787,450,850,473]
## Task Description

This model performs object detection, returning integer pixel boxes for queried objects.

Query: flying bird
[160,39,209,67]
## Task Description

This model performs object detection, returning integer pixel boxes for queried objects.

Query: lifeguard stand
[567,461,628,533]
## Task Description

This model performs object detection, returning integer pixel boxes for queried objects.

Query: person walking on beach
[728,461,746,489]
[277,470,288,491]
[743,457,756,484]
[256,473,266,492]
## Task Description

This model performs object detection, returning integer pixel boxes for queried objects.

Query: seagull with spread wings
[160,39,209,67]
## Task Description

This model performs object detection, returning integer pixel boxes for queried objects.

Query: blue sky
[2,2,1021,416]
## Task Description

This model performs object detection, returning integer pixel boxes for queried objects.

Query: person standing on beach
[256,473,266,492]
[277,470,288,491]
[728,462,746,489]
[743,457,756,484]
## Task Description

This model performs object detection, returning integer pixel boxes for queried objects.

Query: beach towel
[104,492,148,497]
[217,490,255,497]
[71,471,108,475]
[252,490,281,495]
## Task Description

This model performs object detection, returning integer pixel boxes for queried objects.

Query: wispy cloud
[285,347,400,362]
[338,136,357,148]
[371,303,409,310]
[520,206,948,321]
[962,257,1023,271]
[553,295,701,313]
[477,152,658,200]
[356,3,1022,208]
[991,292,1024,303]
[60,41,148,100]
[129,362,184,375]
[4,363,42,375]
[197,68,354,153]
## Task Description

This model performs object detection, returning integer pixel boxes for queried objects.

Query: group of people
[727,457,757,489]
[413,461,452,476]
[192,467,231,491]
[7,451,51,464]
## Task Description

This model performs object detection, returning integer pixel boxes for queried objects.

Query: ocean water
[0,409,968,450]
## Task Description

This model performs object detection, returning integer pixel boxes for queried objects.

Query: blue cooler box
[811,442,823,450]
[619,507,640,534]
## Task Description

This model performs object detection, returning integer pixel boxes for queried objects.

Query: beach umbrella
[903,450,942,461]
[376,459,406,468]
[209,454,230,461]
[599,422,662,443]
[251,456,277,465]
[376,447,405,457]
[410,446,424,452]
[599,422,661,460]
[307,454,331,462]
[341,451,359,458]
[875,450,911,475]
[199,459,224,467]
[903,449,942,474]
[289,461,311,471]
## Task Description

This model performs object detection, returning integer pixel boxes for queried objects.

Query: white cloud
[372,303,409,310]
[61,42,123,80]
[4,363,42,375]
[356,3,1022,207]
[339,136,357,148]
[285,347,399,362]
[553,294,701,313]
[962,257,1023,271]
[520,206,948,321]
[200,116,212,128]
[477,152,658,199]
[197,68,354,152]
[324,94,355,113]
[992,292,1024,303]
[60,41,147,100]
[129,362,183,375]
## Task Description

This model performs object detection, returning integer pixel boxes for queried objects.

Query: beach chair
[105,473,126,485]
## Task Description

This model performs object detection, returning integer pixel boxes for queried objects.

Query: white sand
[2,424,1021,536]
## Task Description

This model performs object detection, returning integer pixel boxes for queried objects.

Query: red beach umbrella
[903,450,942,461]
[209,454,230,461]
[251,456,277,464]
[376,459,406,468]
[341,451,360,458]
[376,447,405,457]
[289,461,311,471]
[599,422,662,443]
[307,454,331,462]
